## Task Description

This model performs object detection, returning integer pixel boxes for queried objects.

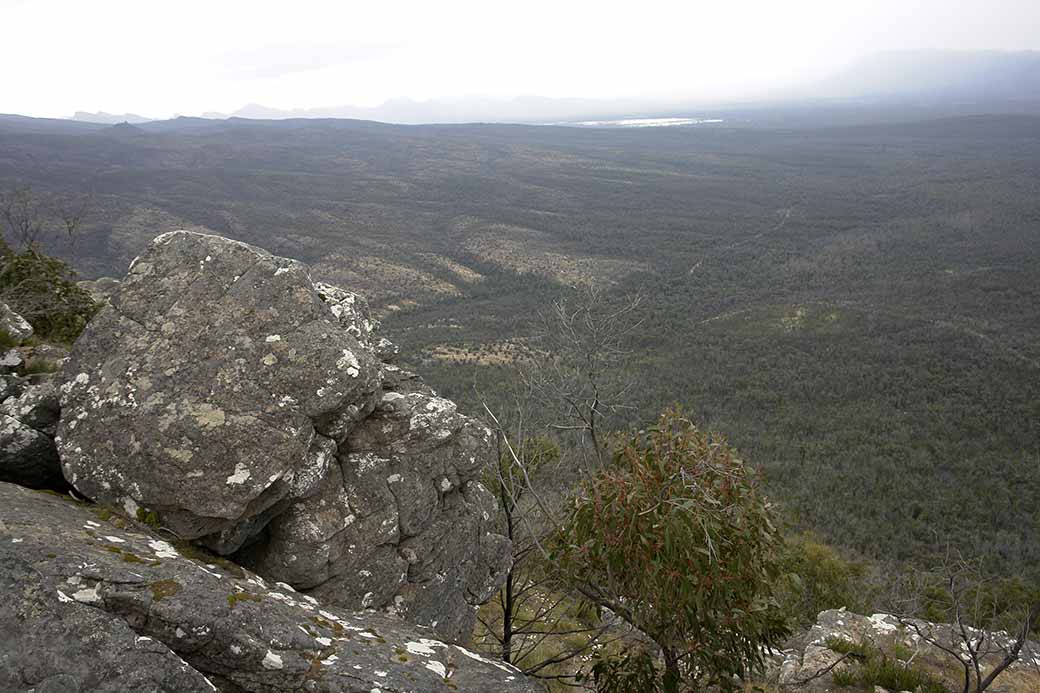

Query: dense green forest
[1,112,1037,578]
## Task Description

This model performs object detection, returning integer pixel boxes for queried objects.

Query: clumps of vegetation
[101,543,158,565]
[149,579,181,601]
[135,507,161,528]
[0,186,97,344]
[0,245,98,344]
[0,328,18,349]
[856,656,948,693]
[779,534,871,629]
[311,615,348,638]
[824,637,948,692]
[552,407,790,692]
[824,636,870,658]
[227,590,263,608]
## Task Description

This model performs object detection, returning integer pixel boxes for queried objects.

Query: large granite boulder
[56,231,510,642]
[58,231,381,541]
[0,482,538,692]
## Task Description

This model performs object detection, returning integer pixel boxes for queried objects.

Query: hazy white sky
[3,0,1038,118]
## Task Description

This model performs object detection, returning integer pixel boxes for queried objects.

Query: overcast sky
[3,0,1039,119]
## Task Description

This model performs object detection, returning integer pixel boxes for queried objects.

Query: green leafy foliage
[583,649,661,693]
[0,246,97,344]
[552,407,789,691]
[779,534,870,628]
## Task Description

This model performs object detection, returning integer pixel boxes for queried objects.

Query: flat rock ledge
[0,482,538,693]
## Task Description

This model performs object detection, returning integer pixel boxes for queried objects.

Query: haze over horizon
[4,0,1040,122]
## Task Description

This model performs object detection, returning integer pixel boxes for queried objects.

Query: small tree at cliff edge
[552,406,790,692]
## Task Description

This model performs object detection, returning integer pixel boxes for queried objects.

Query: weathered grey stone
[0,348,22,371]
[3,376,61,436]
[0,482,538,692]
[57,231,510,644]
[0,302,33,342]
[237,373,510,643]
[0,377,63,489]
[57,231,381,541]
[314,282,400,365]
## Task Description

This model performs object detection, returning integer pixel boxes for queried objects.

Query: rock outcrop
[56,231,509,642]
[0,377,64,489]
[771,609,1040,692]
[0,301,68,489]
[0,482,537,692]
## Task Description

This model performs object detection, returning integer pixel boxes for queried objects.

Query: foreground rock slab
[0,482,538,692]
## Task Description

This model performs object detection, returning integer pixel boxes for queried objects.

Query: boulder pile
[54,230,511,642]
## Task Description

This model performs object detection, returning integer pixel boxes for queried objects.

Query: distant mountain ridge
[70,111,153,124]
[42,50,1040,127]
[205,50,1040,124]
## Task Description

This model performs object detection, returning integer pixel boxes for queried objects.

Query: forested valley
[2,111,1038,581]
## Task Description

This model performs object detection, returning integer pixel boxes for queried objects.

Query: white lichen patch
[148,539,179,559]
[335,349,360,377]
[261,650,284,670]
[454,645,518,673]
[425,661,448,678]
[226,463,251,485]
[868,613,899,635]
[405,639,447,657]
[72,586,101,604]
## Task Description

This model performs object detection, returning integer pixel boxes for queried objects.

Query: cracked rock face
[0,377,64,489]
[56,230,510,642]
[0,482,538,693]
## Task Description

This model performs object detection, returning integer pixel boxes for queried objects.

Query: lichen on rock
[56,230,510,642]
